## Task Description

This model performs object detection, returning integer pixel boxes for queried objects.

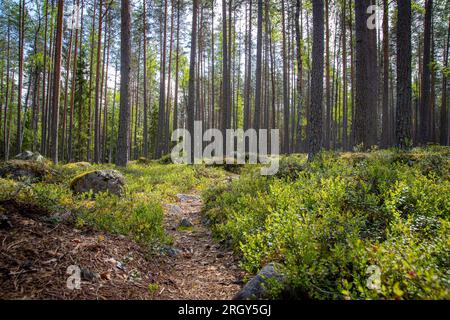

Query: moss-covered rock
[63,162,92,170]
[70,170,125,196]
[0,160,55,182]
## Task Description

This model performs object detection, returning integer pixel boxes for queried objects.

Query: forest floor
[0,190,244,300]
[158,192,244,299]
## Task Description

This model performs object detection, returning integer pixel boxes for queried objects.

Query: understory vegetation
[203,147,450,299]
[0,160,225,247]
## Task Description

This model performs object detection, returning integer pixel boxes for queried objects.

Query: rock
[70,170,125,196]
[176,194,201,203]
[80,267,99,282]
[116,261,127,272]
[161,245,181,257]
[233,263,286,300]
[179,218,193,228]
[168,204,183,215]
[0,160,55,182]
[14,151,45,163]
[63,162,92,169]
[0,215,13,230]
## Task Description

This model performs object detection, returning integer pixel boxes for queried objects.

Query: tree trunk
[396,0,412,148]
[354,0,377,149]
[342,0,348,150]
[381,0,390,148]
[221,0,230,147]
[116,0,132,167]
[281,0,290,154]
[156,0,168,158]
[143,0,149,157]
[50,0,64,164]
[440,14,449,145]
[295,0,303,152]
[254,0,263,132]
[419,0,433,144]
[244,0,252,132]
[187,0,198,162]
[16,0,25,155]
[308,0,324,159]
[94,0,103,163]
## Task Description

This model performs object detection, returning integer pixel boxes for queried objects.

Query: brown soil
[160,193,244,299]
[0,193,244,300]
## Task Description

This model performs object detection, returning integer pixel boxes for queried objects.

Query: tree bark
[308,0,324,159]
[419,0,433,144]
[254,0,263,132]
[187,0,198,161]
[50,0,64,164]
[396,0,413,148]
[440,14,449,145]
[116,0,132,166]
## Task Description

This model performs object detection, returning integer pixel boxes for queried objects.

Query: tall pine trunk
[116,0,132,167]
[396,0,412,148]
[308,0,324,159]
[50,0,64,164]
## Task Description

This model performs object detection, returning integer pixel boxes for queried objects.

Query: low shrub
[203,147,450,299]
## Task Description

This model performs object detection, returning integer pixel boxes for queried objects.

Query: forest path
[157,192,244,300]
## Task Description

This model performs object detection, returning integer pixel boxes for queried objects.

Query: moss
[69,170,99,190]
[0,160,56,182]
[177,225,194,232]
[63,162,92,170]
[340,152,369,163]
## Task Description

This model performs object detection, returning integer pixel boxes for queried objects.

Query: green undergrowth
[0,160,226,250]
[202,146,450,299]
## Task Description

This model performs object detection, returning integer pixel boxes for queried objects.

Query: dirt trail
[157,193,244,300]
[0,192,244,300]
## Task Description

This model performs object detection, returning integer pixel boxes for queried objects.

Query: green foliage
[0,160,224,251]
[203,148,450,299]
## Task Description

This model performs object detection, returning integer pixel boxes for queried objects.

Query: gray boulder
[14,151,45,163]
[70,170,125,196]
[233,263,286,300]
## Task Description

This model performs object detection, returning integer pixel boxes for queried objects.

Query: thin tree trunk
[440,14,449,145]
[94,0,103,163]
[50,0,65,164]
[254,0,263,132]
[244,0,252,132]
[68,0,80,162]
[295,0,303,152]
[16,0,25,155]
[143,0,149,157]
[156,0,168,158]
[87,0,97,161]
[381,0,390,148]
[419,0,433,143]
[187,0,198,161]
[281,0,290,153]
